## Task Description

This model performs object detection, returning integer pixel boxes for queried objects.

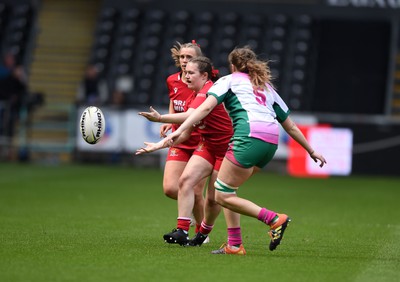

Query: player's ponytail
[229,46,273,89]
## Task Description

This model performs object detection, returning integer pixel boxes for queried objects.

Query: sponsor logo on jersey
[169,149,178,157]
[196,143,204,152]
[173,99,185,112]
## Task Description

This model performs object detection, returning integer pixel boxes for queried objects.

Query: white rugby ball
[80,106,106,144]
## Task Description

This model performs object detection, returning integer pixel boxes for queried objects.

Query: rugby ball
[80,106,106,144]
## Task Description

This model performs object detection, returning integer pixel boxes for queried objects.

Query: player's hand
[160,124,172,138]
[310,151,327,168]
[135,142,159,155]
[138,106,161,122]
[135,139,173,155]
[164,130,180,145]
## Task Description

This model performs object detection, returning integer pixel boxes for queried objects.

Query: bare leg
[192,177,207,225]
[163,160,186,199]
[203,170,221,226]
[163,160,206,225]
[214,158,262,218]
[223,208,240,228]
[178,155,213,219]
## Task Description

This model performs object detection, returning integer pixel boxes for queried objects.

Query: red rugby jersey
[166,72,200,149]
[189,80,233,149]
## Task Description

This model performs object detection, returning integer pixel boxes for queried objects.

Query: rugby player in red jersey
[161,41,206,235]
[138,56,233,246]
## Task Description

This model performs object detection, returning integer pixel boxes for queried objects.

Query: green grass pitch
[1,162,399,282]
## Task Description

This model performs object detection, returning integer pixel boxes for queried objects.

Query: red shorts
[192,141,227,171]
[166,147,196,162]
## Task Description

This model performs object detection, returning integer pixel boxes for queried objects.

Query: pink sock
[227,227,242,246]
[257,208,277,225]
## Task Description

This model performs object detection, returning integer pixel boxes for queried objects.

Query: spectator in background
[110,89,125,108]
[0,52,28,138]
[76,64,108,106]
[0,52,18,79]
[108,75,133,109]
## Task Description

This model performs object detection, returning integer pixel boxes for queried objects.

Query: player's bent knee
[206,195,218,207]
[163,186,178,199]
[214,192,225,206]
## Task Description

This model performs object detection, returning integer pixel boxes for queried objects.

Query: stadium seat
[100,7,118,21]
[1,3,33,63]
[171,10,190,23]
[197,11,214,24]
[122,8,140,22]
[288,14,314,107]
[220,12,239,24]
[147,9,166,23]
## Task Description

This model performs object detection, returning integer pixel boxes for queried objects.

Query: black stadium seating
[0,2,34,65]
[89,4,315,110]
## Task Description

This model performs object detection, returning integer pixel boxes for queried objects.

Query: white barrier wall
[76,107,353,175]
[122,110,167,152]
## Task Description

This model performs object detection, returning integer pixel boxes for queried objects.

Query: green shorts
[225,137,278,169]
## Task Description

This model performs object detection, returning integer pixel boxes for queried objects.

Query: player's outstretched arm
[135,139,172,155]
[138,106,162,122]
[138,106,190,124]
[281,116,327,168]
[136,127,193,155]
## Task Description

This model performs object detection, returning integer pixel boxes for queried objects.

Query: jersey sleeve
[189,81,213,109]
[207,75,231,104]
[270,87,290,123]
[189,93,207,109]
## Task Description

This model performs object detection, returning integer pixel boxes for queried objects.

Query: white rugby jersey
[208,72,290,144]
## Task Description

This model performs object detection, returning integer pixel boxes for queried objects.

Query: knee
[193,184,205,198]
[206,196,219,209]
[205,190,218,207]
[178,174,192,192]
[194,190,204,201]
[215,191,227,207]
[163,183,178,200]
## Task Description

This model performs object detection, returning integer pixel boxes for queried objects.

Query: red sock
[195,223,201,233]
[199,220,213,235]
[177,217,191,232]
